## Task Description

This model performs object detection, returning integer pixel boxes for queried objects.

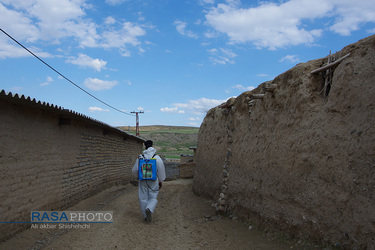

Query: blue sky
[1,0,374,127]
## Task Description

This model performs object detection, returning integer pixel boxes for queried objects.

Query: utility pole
[131,111,144,136]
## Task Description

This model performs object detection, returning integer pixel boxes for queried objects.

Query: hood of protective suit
[142,147,157,159]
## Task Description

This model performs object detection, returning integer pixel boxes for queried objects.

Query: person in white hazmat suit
[132,140,166,222]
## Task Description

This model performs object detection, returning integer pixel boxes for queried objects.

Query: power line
[0,28,134,116]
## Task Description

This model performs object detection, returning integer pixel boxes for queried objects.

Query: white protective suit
[132,147,166,219]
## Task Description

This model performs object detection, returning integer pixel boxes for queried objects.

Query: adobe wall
[193,35,375,249]
[0,95,143,241]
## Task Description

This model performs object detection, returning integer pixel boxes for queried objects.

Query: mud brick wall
[0,92,143,241]
[194,35,375,249]
[63,131,141,206]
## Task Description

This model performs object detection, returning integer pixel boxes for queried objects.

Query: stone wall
[179,149,196,178]
[179,162,195,179]
[0,91,144,241]
[180,155,194,164]
[193,35,375,249]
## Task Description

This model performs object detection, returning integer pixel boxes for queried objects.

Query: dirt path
[1,179,316,249]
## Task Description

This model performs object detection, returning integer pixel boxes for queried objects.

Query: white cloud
[0,37,51,59]
[104,16,116,25]
[66,53,107,72]
[105,0,129,6]
[224,0,241,8]
[83,77,118,91]
[0,1,148,58]
[199,0,215,5]
[89,107,109,112]
[188,117,200,121]
[221,48,236,58]
[0,40,28,59]
[188,122,198,126]
[100,22,146,48]
[208,47,237,64]
[1,0,374,61]
[233,84,255,91]
[207,48,218,53]
[119,48,131,57]
[204,30,218,39]
[279,55,300,63]
[329,0,375,36]
[257,73,270,77]
[205,1,324,49]
[40,76,53,86]
[186,98,226,115]
[0,2,40,43]
[145,41,156,46]
[174,20,199,39]
[160,107,185,114]
[138,12,145,22]
[204,0,375,49]
[162,97,227,116]
[11,0,87,42]
[225,84,255,94]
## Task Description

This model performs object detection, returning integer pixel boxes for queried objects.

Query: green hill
[118,125,199,159]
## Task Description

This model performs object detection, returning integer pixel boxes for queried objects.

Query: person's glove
[159,182,162,189]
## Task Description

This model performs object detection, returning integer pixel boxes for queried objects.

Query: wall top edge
[0,89,145,143]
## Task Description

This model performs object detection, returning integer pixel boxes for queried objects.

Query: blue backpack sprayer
[138,154,159,191]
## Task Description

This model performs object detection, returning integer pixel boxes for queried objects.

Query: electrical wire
[0,28,134,116]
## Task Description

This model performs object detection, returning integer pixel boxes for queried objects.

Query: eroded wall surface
[194,35,375,248]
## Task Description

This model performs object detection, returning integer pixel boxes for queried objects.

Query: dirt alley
[0,179,320,249]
